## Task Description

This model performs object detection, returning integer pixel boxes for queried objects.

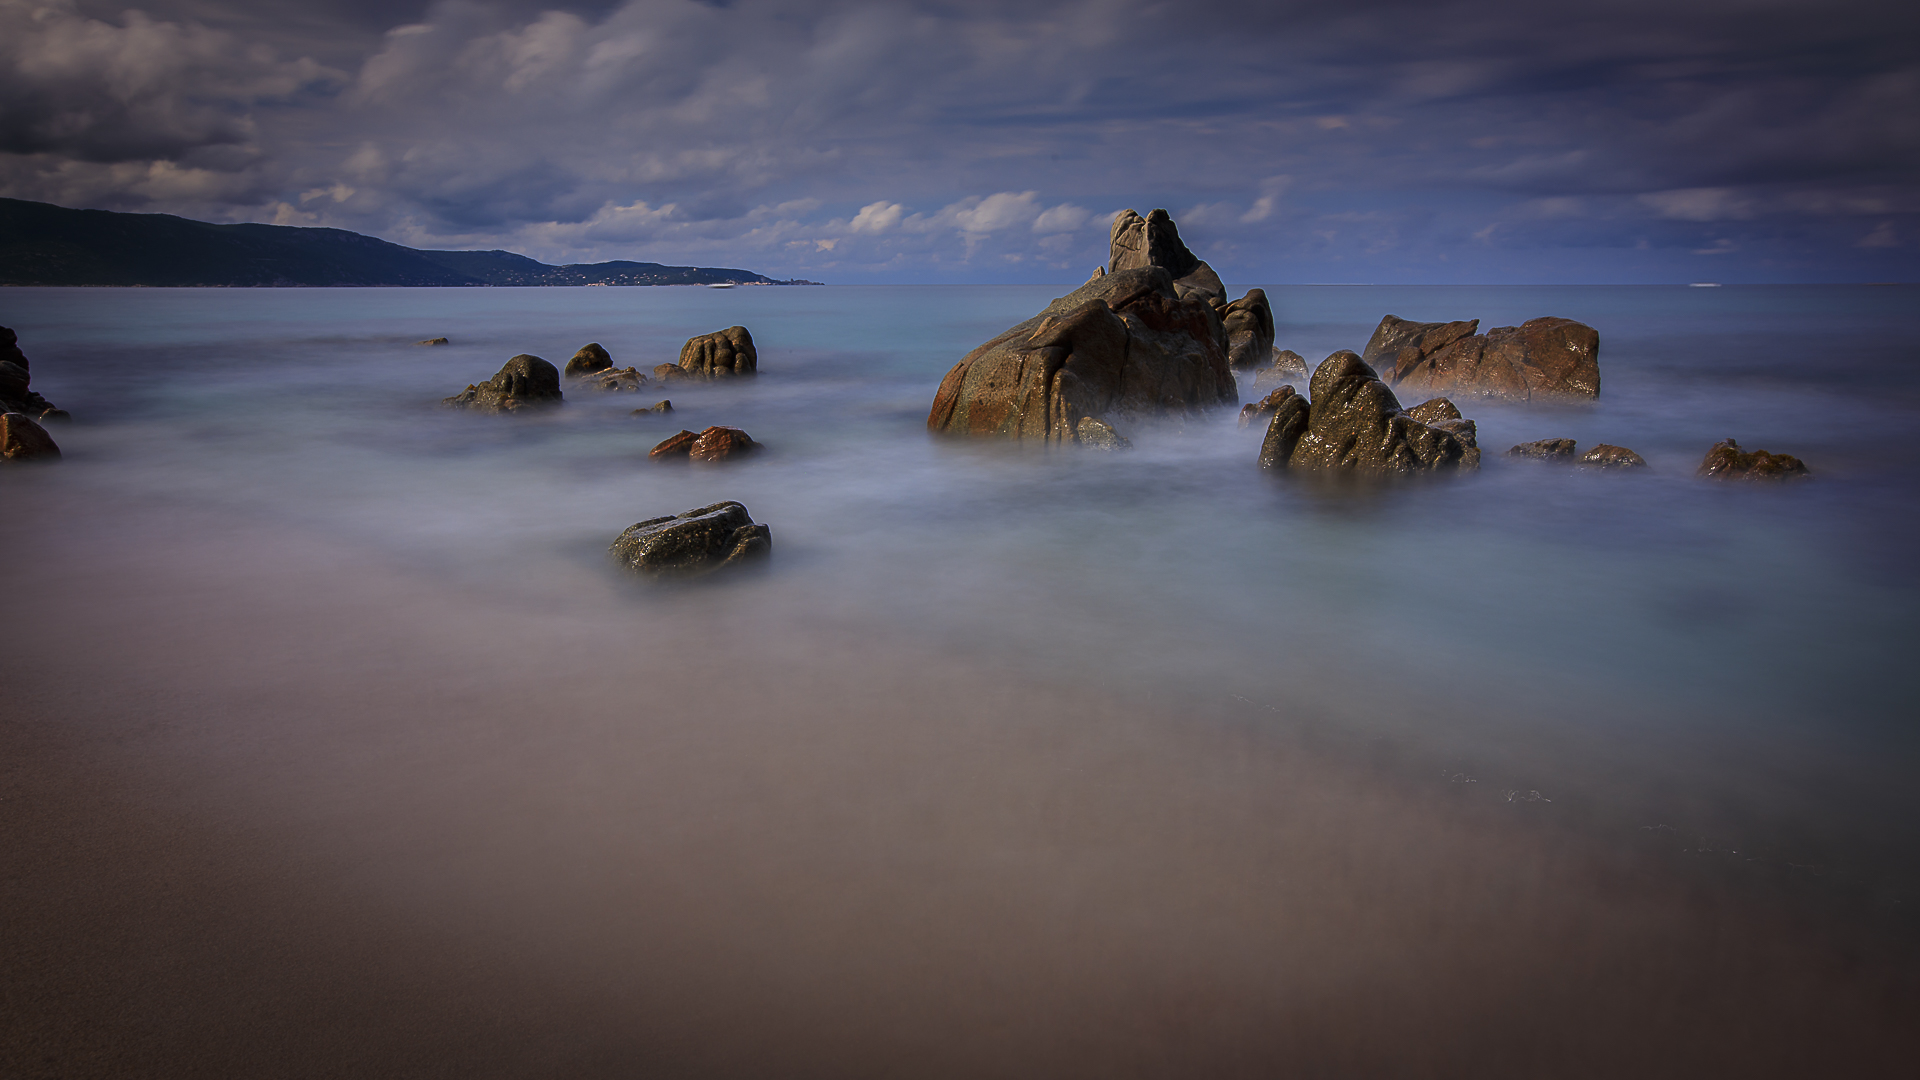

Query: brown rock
[1258,352,1477,474]
[677,327,757,378]
[414,337,449,346]
[1363,315,1600,402]
[1,411,60,462]
[1507,438,1578,461]
[1698,438,1809,481]
[648,430,699,460]
[1106,209,1225,303]
[927,264,1235,447]
[564,342,613,378]
[1404,396,1481,468]
[631,400,673,415]
[1578,444,1647,470]
[652,363,690,383]
[1222,289,1276,369]
[1239,384,1299,428]
[608,501,771,581]
[1252,349,1310,395]
[689,426,761,462]
[442,354,563,413]
[583,366,648,392]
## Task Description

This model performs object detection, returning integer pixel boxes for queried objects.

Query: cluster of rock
[648,426,761,463]
[927,208,1240,448]
[1360,314,1601,402]
[2,326,65,463]
[1253,351,1481,474]
[608,501,771,581]
[1698,438,1809,480]
[444,327,758,414]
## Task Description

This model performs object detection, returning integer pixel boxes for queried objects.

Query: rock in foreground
[1,412,60,462]
[1698,438,1809,481]
[677,327,757,378]
[609,501,771,581]
[442,354,563,412]
[1362,315,1600,402]
[1258,352,1477,474]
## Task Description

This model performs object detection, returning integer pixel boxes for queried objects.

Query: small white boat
[708,282,736,288]
[1688,282,1721,288]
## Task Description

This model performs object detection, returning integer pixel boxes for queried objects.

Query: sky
[1,0,1916,283]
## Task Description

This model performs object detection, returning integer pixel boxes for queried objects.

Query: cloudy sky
[3,0,1915,282]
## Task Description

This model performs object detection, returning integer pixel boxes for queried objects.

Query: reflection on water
[2,284,1917,1075]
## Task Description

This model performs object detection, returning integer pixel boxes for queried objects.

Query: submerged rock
[565,342,614,378]
[927,262,1235,447]
[1507,438,1579,461]
[1252,349,1310,394]
[442,354,563,413]
[415,337,449,346]
[0,412,60,462]
[1578,444,1647,470]
[631,400,674,415]
[1075,416,1132,450]
[1222,289,1276,369]
[1257,351,1477,474]
[0,327,68,420]
[677,326,757,378]
[1362,314,1600,402]
[649,425,760,462]
[582,366,648,393]
[608,501,771,581]
[1698,438,1810,481]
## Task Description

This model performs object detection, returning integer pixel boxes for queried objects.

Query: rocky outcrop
[608,501,771,581]
[1222,289,1275,369]
[565,342,613,378]
[1507,438,1578,461]
[677,327,757,378]
[1257,351,1477,474]
[631,400,673,415]
[1,412,60,462]
[415,337,448,346]
[1698,438,1809,480]
[1579,444,1647,469]
[442,354,563,412]
[1252,349,1310,394]
[927,265,1235,447]
[649,426,760,462]
[582,366,648,393]
[1107,209,1225,303]
[0,327,68,420]
[1362,315,1600,402]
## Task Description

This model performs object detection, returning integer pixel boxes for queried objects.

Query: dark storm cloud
[2,0,1915,280]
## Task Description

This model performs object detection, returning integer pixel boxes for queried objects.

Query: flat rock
[678,327,757,378]
[565,342,614,378]
[1258,351,1477,474]
[689,426,761,462]
[1698,438,1809,480]
[442,354,563,413]
[1508,438,1578,460]
[0,411,60,462]
[415,337,449,346]
[608,501,771,581]
[1222,289,1276,369]
[582,366,648,392]
[1363,314,1600,402]
[1578,444,1647,469]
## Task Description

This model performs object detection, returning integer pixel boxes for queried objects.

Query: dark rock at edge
[0,326,68,420]
[1,412,60,462]
[608,501,771,581]
[1698,438,1809,481]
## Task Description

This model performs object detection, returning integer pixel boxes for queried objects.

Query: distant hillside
[0,198,810,287]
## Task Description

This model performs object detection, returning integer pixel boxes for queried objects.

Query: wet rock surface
[1223,289,1276,369]
[564,343,613,378]
[442,354,563,413]
[1579,444,1647,470]
[677,327,757,378]
[1363,314,1600,402]
[1699,438,1810,480]
[582,366,648,393]
[607,501,771,581]
[0,327,68,421]
[1258,352,1477,474]
[927,262,1235,447]
[1,411,60,462]
[649,426,760,462]
[1508,438,1579,461]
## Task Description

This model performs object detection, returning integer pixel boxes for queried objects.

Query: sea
[3,282,1917,1077]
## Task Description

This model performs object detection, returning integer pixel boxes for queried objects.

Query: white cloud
[949,191,1041,233]
[849,201,905,233]
[1032,203,1090,233]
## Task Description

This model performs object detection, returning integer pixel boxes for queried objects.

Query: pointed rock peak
[1108,208,1200,279]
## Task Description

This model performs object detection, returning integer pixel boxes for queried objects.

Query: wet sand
[4,496,1916,1079]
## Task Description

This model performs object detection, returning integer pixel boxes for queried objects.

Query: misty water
[5,283,1919,1074]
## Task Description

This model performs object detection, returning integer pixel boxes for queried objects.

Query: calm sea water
[4,283,1918,1071]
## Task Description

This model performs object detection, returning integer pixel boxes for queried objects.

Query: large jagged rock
[1362,315,1600,402]
[442,354,563,413]
[1257,351,1477,474]
[608,501,771,581]
[677,326,757,378]
[0,327,68,421]
[1222,289,1276,369]
[1107,209,1225,303]
[564,343,613,378]
[1,412,60,462]
[927,266,1236,446]
[1698,438,1809,480]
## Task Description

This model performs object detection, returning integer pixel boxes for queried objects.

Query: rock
[1222,289,1276,369]
[689,426,761,462]
[582,366,648,393]
[1239,384,1299,428]
[0,327,68,420]
[1403,396,1481,468]
[442,354,563,413]
[565,342,614,378]
[652,363,690,383]
[631,400,674,415]
[1578,444,1647,470]
[1252,348,1310,395]
[1,412,60,462]
[1507,438,1578,461]
[1076,416,1132,450]
[927,262,1235,447]
[1106,209,1225,303]
[648,430,699,460]
[608,501,772,581]
[1698,438,1810,481]
[1258,351,1477,474]
[1362,315,1600,402]
[415,337,449,346]
[677,326,757,378]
